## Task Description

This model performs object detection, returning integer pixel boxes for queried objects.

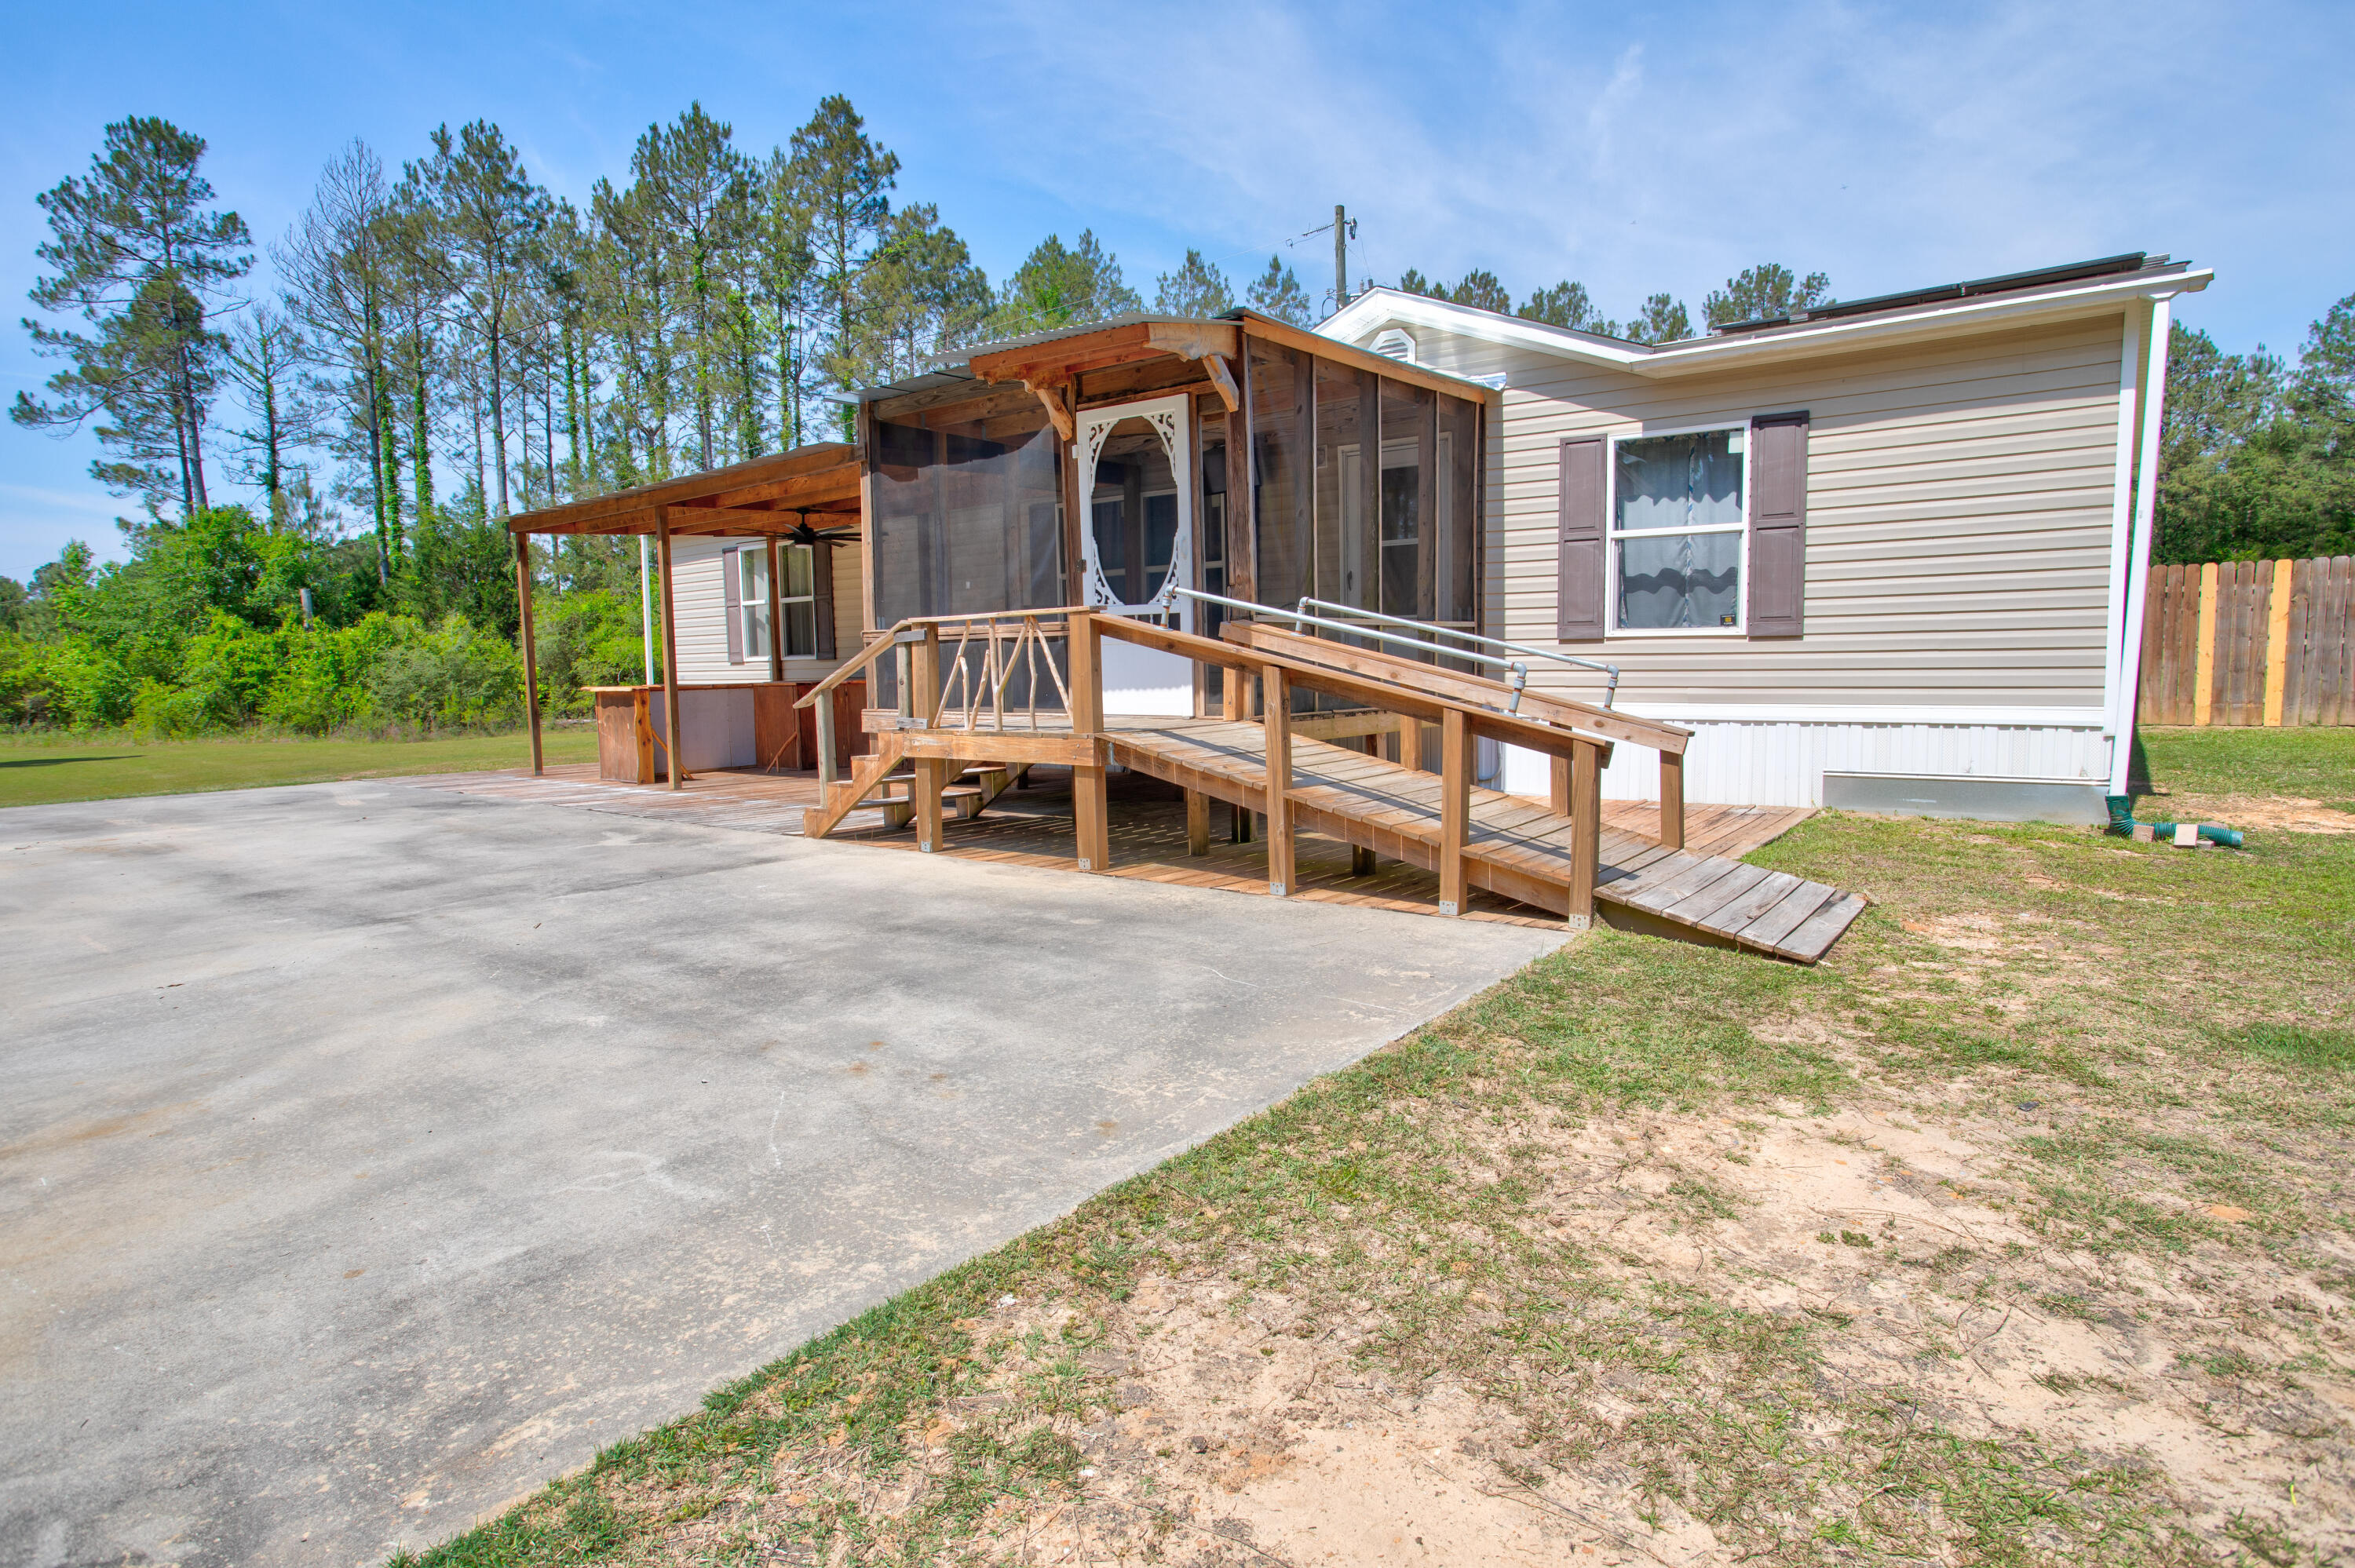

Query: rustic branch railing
[794,605,1088,789]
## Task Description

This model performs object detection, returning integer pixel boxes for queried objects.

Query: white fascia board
[1322,269,2214,380]
[1610,703,2112,728]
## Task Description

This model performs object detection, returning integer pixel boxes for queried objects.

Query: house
[501,251,2202,954]
[1319,250,2210,819]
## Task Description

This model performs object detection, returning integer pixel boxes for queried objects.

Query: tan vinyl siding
[669,534,863,684]
[1422,314,2131,710]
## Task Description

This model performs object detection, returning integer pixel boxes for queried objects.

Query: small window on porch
[738,544,821,661]
[736,548,770,662]
[782,543,818,658]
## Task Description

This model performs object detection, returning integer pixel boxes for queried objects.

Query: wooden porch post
[1186,790,1210,856]
[513,531,543,777]
[1068,611,1110,872]
[1439,706,1470,916]
[765,534,785,684]
[1550,754,1570,816]
[657,520,685,791]
[1657,751,1685,851]
[1568,738,1601,928]
[1262,665,1294,896]
[912,625,947,852]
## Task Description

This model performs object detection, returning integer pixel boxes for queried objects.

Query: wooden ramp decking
[412,727,1859,962]
[1100,717,1863,964]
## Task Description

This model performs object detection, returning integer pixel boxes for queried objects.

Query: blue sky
[4,0,2350,582]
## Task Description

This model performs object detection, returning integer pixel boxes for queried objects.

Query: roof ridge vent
[1369,327,1417,363]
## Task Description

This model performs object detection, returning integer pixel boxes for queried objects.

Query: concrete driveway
[0,779,1563,1566]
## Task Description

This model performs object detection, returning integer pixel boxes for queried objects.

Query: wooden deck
[405,755,1838,950]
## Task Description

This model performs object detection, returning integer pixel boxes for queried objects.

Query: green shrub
[0,631,58,725]
[261,616,397,735]
[130,678,220,738]
[365,614,524,730]
[534,589,645,715]
[173,612,290,729]
[34,637,139,728]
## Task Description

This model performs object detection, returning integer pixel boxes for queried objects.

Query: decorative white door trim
[1074,392,1193,633]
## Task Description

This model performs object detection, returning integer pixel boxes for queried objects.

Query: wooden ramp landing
[1107,717,1865,964]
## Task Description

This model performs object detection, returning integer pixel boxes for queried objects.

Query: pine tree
[1153,250,1232,317]
[630,104,753,470]
[1626,294,1693,345]
[412,121,549,518]
[222,304,312,512]
[1701,264,1831,329]
[787,95,899,397]
[1446,269,1510,313]
[14,116,252,517]
[1518,280,1616,336]
[1245,256,1311,326]
[983,231,1140,340]
[855,203,990,377]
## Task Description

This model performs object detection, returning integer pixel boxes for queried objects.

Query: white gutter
[2098,308,2147,744]
[1324,268,2212,379]
[2111,295,2174,795]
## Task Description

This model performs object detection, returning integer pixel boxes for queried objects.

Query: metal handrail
[1170,586,1529,713]
[1291,596,1619,707]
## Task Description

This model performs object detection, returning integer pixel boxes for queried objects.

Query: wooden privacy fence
[2138,556,2355,726]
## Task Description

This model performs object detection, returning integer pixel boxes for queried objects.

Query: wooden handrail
[1097,614,1610,768]
[794,624,904,709]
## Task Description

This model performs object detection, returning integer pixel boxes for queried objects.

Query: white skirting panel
[1500,718,2116,808]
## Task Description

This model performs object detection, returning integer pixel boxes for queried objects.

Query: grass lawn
[2138,724,2355,815]
[407,729,2353,1568]
[0,727,594,810]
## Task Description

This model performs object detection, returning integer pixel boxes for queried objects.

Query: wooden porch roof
[505,441,862,538]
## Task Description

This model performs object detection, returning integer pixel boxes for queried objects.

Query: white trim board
[1320,268,2213,380]
[1610,704,2111,728]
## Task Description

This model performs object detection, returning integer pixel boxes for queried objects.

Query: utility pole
[1325,205,1359,312]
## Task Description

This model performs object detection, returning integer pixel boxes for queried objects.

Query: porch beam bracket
[1026,380,1075,443]
[1201,354,1241,414]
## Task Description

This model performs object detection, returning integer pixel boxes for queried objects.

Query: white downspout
[641,533,657,685]
[2110,296,2173,795]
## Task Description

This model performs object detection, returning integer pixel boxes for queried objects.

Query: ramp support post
[1185,789,1210,855]
[1439,707,1470,916]
[1068,611,1110,872]
[1262,665,1294,896]
[1659,752,1685,851]
[1568,738,1601,928]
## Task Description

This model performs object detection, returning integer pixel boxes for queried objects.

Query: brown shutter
[1557,436,1607,640]
[716,544,744,659]
[1748,411,1809,639]
[813,543,838,660]
[721,545,744,662]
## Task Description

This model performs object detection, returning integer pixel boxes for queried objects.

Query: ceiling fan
[782,517,860,549]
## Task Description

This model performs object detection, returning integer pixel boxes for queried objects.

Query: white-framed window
[780,543,818,658]
[736,546,769,662]
[737,544,821,661]
[1608,423,1748,635]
